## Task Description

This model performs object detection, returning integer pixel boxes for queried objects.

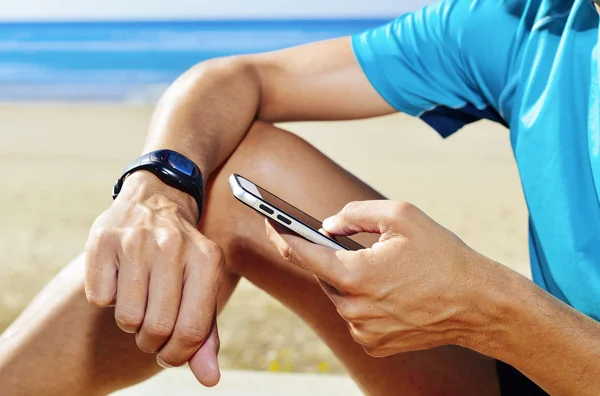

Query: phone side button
[258,204,275,214]
[277,214,292,225]
[259,204,274,215]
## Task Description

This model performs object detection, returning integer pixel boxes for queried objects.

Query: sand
[0,104,528,374]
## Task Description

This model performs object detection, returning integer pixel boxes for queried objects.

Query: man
[1,0,599,394]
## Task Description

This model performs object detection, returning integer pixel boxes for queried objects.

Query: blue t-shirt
[352,0,600,320]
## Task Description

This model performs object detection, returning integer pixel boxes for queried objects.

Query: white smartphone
[228,174,363,251]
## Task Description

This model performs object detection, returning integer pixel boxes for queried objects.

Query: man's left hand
[265,200,508,357]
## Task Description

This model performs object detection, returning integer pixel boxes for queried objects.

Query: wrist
[119,171,200,224]
[455,257,600,395]
[451,253,524,355]
[462,257,534,358]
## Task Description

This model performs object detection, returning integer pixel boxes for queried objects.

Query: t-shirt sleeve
[352,0,518,137]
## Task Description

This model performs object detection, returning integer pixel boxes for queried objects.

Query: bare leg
[0,255,240,396]
[0,121,500,395]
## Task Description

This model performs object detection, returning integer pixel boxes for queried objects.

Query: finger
[84,231,118,307]
[189,318,221,387]
[157,253,221,368]
[135,254,183,354]
[114,242,150,334]
[323,200,405,235]
[265,219,347,288]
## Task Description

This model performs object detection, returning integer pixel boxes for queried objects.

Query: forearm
[145,57,262,177]
[116,57,262,220]
[478,267,600,395]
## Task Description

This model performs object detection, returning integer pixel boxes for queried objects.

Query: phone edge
[228,174,345,251]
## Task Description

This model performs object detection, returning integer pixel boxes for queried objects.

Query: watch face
[158,150,198,177]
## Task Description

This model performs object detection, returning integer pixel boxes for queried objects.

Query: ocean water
[0,19,387,102]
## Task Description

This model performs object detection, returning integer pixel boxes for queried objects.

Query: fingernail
[322,217,336,231]
[156,356,174,369]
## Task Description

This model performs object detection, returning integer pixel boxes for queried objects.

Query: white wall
[0,0,432,21]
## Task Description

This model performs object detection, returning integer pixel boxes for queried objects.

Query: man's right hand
[84,171,224,387]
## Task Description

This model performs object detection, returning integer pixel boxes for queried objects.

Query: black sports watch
[112,150,204,222]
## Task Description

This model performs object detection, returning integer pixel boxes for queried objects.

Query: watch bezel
[151,150,201,179]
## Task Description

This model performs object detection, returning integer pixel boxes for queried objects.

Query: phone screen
[236,175,363,251]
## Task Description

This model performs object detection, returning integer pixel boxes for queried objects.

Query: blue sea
[0,19,388,101]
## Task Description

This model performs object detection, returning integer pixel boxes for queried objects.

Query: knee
[200,121,314,276]
[237,120,312,165]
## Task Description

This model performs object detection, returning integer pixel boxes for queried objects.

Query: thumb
[189,317,220,387]
[323,200,399,236]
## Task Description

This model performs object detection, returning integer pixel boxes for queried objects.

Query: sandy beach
[0,104,528,374]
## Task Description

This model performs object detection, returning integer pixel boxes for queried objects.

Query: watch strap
[112,151,204,223]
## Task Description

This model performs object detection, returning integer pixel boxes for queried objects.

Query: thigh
[199,121,501,396]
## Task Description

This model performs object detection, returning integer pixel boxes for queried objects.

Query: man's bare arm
[142,37,394,196]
